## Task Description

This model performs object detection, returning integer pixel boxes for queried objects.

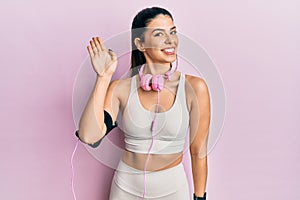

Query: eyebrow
[151,26,177,33]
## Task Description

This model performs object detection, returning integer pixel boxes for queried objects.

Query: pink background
[1,0,299,199]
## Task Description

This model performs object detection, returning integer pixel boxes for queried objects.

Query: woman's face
[139,14,178,65]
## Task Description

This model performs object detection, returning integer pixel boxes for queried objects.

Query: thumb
[108,49,117,61]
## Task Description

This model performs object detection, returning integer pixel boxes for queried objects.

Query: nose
[164,33,173,44]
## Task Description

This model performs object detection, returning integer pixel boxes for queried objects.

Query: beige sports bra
[118,72,190,154]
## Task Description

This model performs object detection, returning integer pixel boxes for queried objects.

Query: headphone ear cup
[140,73,153,91]
[151,75,164,91]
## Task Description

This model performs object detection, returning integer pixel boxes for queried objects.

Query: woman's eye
[171,30,177,35]
[154,32,163,36]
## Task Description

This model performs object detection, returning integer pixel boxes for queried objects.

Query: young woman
[76,7,210,200]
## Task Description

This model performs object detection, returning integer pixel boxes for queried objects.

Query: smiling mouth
[161,48,175,53]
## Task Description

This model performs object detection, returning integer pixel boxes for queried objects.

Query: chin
[159,55,177,63]
[148,53,177,65]
[165,57,177,64]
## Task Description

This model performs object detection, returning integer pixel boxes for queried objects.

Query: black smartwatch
[193,192,206,200]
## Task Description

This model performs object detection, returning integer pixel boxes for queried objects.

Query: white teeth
[163,48,175,53]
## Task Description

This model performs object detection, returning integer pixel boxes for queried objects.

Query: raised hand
[87,37,118,77]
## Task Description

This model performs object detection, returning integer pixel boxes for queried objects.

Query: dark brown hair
[130,7,174,76]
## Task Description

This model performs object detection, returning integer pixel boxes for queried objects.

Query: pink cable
[71,138,80,200]
[142,89,160,200]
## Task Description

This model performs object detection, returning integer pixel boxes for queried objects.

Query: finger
[96,37,108,52]
[90,39,98,54]
[87,45,94,57]
[108,49,117,61]
[93,37,103,52]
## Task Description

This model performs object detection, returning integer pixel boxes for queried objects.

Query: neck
[143,63,172,75]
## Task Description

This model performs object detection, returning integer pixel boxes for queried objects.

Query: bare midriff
[121,149,183,172]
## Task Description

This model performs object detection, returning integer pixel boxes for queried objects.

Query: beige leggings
[109,159,191,200]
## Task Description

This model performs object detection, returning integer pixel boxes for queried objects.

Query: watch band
[193,192,206,200]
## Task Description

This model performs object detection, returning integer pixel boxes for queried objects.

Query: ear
[134,38,145,52]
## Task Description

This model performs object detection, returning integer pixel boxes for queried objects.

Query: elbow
[75,128,106,145]
[80,133,95,145]
[190,146,208,160]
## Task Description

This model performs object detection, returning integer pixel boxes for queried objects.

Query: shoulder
[185,74,209,95]
[110,75,132,89]
[108,76,134,98]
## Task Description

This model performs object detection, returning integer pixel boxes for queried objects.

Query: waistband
[113,159,188,198]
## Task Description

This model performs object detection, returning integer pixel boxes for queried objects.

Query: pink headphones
[138,63,177,91]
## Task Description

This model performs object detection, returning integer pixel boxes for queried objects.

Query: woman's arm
[188,76,211,198]
[76,37,119,146]
[77,76,120,146]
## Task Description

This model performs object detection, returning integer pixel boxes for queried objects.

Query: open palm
[87,37,118,77]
